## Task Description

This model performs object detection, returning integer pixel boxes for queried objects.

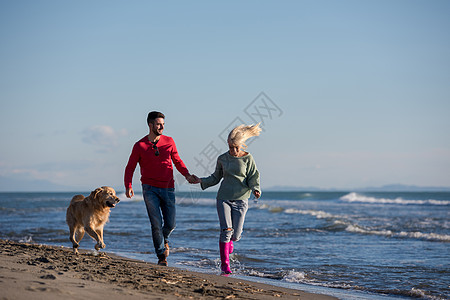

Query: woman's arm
[200,157,223,190]
[246,155,261,197]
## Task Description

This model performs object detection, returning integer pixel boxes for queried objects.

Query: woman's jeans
[142,184,176,256]
[216,199,248,243]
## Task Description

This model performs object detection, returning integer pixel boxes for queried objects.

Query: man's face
[150,118,165,136]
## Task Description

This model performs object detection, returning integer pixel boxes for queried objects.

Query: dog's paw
[95,242,106,250]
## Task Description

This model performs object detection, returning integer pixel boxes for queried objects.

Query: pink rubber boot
[219,242,232,274]
[229,240,234,254]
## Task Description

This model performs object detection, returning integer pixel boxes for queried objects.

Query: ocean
[0,190,448,299]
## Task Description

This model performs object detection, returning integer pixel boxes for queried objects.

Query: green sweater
[200,152,260,201]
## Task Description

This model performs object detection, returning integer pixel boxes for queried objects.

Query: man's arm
[124,143,139,198]
[170,138,191,179]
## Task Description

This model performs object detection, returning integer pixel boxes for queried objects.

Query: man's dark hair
[147,111,165,125]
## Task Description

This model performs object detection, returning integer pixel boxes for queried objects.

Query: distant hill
[266,184,450,192]
[266,185,340,191]
[356,184,450,192]
[0,176,80,192]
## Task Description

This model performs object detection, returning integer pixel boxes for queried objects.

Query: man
[124,111,197,266]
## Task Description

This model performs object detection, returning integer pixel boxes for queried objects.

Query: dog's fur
[66,186,120,254]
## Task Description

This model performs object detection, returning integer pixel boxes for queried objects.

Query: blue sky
[1,0,449,191]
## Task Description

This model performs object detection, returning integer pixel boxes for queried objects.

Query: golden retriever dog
[66,186,120,254]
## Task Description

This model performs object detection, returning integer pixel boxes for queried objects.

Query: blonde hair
[227,123,262,149]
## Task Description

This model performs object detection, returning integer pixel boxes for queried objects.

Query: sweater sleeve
[200,157,223,190]
[170,139,190,177]
[124,143,140,189]
[246,155,260,193]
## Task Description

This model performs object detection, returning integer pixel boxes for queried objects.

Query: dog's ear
[89,187,103,199]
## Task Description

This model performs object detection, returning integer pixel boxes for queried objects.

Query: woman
[196,123,261,274]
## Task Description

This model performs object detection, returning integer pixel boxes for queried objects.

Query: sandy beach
[0,239,336,300]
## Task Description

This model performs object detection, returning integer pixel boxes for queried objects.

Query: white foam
[345,224,394,236]
[117,192,144,202]
[177,197,216,206]
[19,236,33,243]
[345,224,450,242]
[397,231,450,242]
[248,269,267,277]
[269,207,285,213]
[340,192,450,205]
[285,208,335,219]
[409,288,442,300]
[282,270,307,283]
[258,204,270,209]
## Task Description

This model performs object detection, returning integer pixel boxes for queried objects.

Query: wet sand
[0,239,336,299]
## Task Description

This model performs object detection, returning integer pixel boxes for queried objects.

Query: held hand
[253,190,261,199]
[185,174,194,184]
[192,174,202,184]
[126,187,134,198]
[186,174,201,184]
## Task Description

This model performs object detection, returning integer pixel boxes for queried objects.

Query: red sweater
[124,135,190,189]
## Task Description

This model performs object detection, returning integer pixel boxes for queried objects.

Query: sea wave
[281,270,307,283]
[340,192,450,205]
[177,198,216,206]
[117,192,144,202]
[270,205,450,242]
[118,192,216,205]
[409,288,443,300]
[285,208,335,219]
[345,224,450,242]
[19,235,33,243]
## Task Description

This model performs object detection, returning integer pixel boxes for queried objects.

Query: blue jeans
[216,199,248,243]
[142,184,176,256]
